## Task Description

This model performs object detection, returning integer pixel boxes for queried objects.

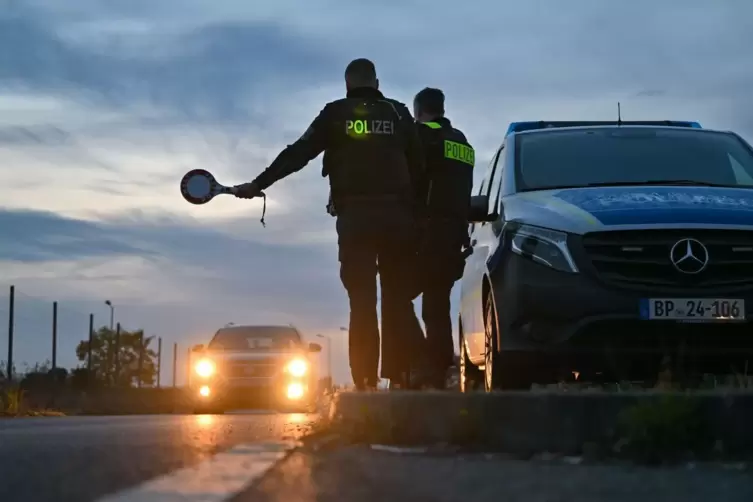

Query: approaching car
[189,324,322,412]
[458,120,753,391]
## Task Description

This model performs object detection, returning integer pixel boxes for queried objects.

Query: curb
[327,390,753,458]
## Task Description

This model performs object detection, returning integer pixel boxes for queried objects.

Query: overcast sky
[1,0,752,385]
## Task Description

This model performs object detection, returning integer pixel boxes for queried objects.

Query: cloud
[0,208,150,262]
[1,207,340,300]
[1,4,343,121]
[2,0,753,384]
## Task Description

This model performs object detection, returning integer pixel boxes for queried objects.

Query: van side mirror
[468,195,498,223]
[308,342,322,353]
[191,344,205,352]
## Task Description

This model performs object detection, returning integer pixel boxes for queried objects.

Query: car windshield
[515,127,753,191]
[207,326,301,351]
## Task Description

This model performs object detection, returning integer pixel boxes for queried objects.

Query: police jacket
[252,87,424,212]
[416,117,475,220]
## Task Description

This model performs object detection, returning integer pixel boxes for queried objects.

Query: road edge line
[94,440,300,502]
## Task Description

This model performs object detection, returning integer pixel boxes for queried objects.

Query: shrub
[617,394,711,464]
[1,385,25,416]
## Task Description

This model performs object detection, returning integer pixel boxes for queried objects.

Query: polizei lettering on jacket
[345,119,395,137]
[443,139,475,166]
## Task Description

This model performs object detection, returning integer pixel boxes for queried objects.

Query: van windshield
[515,128,753,191]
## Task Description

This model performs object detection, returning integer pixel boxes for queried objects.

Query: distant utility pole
[6,285,15,382]
[114,322,121,386]
[186,347,191,387]
[137,331,144,388]
[51,301,58,370]
[172,342,178,388]
[157,337,162,387]
[87,314,94,374]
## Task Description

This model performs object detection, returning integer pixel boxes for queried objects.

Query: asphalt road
[243,447,753,502]
[0,411,318,502]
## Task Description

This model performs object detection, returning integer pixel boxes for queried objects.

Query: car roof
[214,325,301,337]
[504,120,704,139]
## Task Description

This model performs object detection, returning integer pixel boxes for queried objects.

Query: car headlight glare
[510,224,578,273]
[286,382,305,400]
[195,359,216,378]
[286,358,308,377]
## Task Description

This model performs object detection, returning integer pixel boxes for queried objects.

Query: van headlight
[510,224,578,273]
[195,358,216,378]
[286,358,308,378]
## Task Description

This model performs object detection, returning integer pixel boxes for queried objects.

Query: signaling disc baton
[179,168,267,226]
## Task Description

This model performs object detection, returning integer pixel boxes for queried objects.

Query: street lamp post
[104,300,114,331]
[316,334,332,389]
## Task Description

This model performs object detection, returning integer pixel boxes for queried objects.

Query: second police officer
[411,87,475,389]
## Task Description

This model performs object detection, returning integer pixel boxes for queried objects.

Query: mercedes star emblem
[669,238,709,275]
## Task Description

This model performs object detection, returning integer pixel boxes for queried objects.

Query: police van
[457,120,753,391]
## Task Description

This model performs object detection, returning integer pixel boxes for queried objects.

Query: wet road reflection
[0,410,318,502]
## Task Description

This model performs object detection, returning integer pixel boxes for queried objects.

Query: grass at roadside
[0,385,67,418]
[616,393,713,464]
[2,385,330,417]
[0,385,195,417]
[1,409,67,418]
[316,381,753,465]
[532,373,753,392]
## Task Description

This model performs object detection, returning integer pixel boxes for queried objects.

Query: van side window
[477,148,500,196]
[470,147,502,233]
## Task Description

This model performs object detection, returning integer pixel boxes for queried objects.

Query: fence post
[6,285,15,382]
[87,314,94,374]
[186,347,191,388]
[157,337,162,388]
[137,331,144,388]
[172,342,177,388]
[52,301,58,371]
[114,322,121,386]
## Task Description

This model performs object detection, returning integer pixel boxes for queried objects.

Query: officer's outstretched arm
[252,105,331,190]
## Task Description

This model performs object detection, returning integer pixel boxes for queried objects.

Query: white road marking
[95,440,299,502]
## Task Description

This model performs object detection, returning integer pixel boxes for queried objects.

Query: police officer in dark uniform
[233,59,425,391]
[412,87,475,389]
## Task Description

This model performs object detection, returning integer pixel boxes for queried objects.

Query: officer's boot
[355,377,377,392]
[388,371,409,390]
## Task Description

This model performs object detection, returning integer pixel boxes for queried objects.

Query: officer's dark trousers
[419,220,468,376]
[421,266,456,374]
[381,275,426,383]
[336,207,417,387]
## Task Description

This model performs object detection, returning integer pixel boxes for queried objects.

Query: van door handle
[470,239,477,246]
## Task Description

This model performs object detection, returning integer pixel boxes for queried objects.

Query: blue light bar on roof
[505,120,702,137]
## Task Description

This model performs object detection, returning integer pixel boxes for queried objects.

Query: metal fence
[0,284,188,387]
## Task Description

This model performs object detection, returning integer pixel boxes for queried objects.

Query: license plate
[640,298,745,321]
